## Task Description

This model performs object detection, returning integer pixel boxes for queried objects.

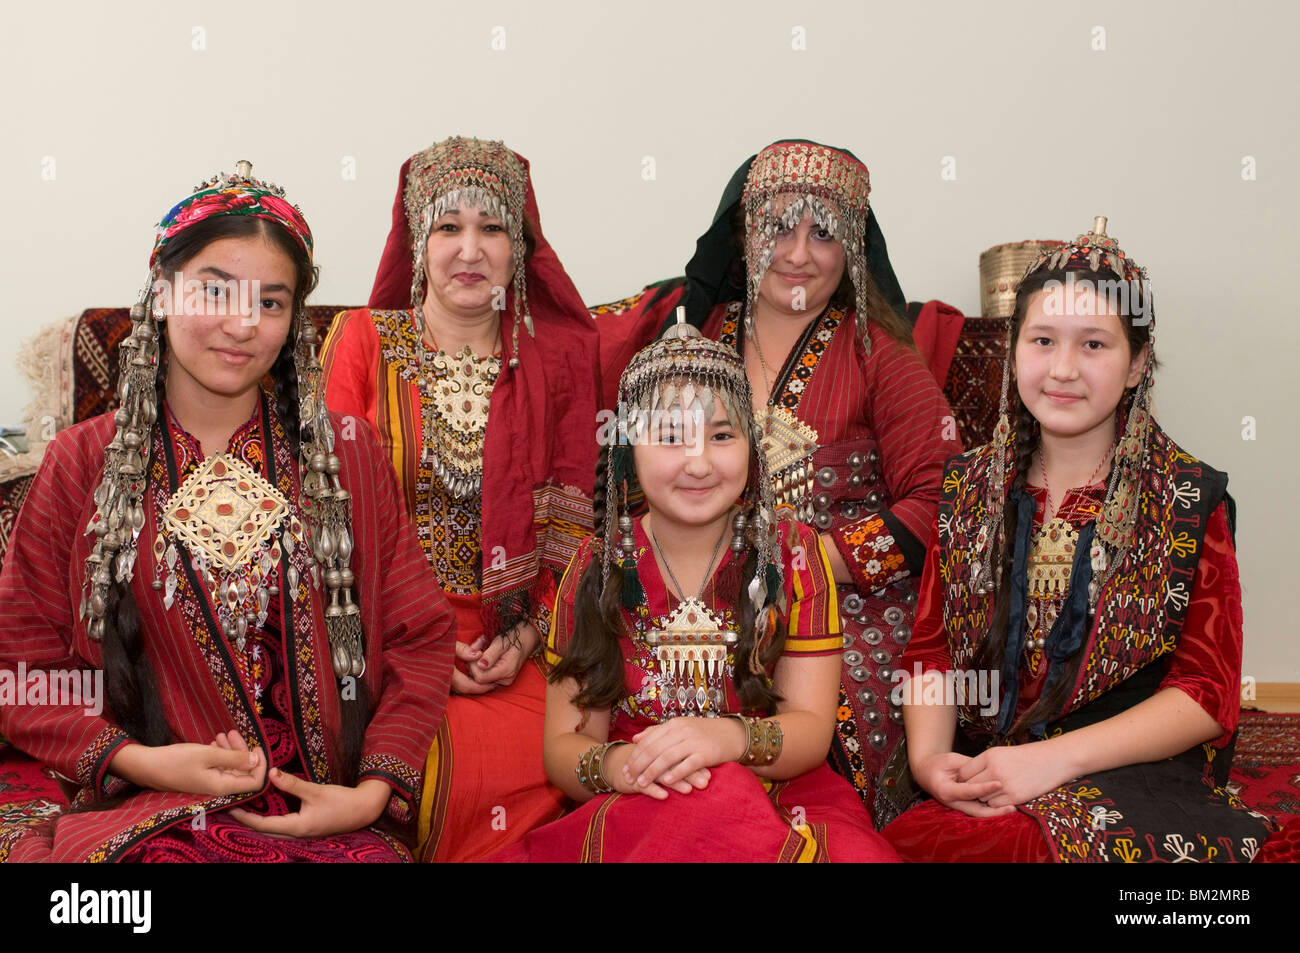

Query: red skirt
[417,659,568,861]
[492,761,899,863]
[120,814,408,862]
[883,799,1055,862]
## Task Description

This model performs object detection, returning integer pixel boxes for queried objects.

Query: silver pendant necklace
[645,517,736,718]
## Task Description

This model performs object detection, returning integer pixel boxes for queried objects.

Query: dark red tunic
[0,398,455,862]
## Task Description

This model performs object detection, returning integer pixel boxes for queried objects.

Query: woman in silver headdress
[321,137,601,861]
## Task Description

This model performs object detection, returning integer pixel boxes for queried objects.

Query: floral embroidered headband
[150,160,313,269]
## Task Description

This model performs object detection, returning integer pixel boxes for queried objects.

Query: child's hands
[603,739,712,800]
[600,738,707,800]
[956,742,1076,808]
[911,750,1014,818]
[228,770,391,838]
[618,717,748,796]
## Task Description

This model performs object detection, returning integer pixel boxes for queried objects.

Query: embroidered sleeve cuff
[75,725,135,800]
[530,583,555,656]
[359,753,422,827]
[832,512,913,593]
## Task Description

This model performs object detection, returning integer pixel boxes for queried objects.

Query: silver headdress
[603,309,786,625]
[403,136,532,368]
[741,141,875,354]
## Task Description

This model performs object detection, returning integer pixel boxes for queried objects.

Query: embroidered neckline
[163,397,265,460]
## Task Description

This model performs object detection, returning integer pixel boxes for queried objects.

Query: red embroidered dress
[496,520,899,862]
[324,142,601,862]
[0,397,455,862]
[885,430,1276,862]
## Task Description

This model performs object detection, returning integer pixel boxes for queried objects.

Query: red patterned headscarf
[151,161,313,269]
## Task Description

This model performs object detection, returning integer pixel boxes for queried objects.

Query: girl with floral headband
[885,219,1276,862]
[320,138,600,861]
[495,316,899,862]
[0,163,455,862]
[596,140,962,828]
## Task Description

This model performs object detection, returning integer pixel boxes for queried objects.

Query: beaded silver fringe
[601,315,785,617]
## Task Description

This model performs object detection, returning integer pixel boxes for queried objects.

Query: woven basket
[978,240,1064,317]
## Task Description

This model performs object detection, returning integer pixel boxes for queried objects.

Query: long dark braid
[264,250,371,784]
[275,327,371,786]
[552,446,626,708]
[590,446,608,533]
[729,532,783,712]
[973,395,1036,681]
[270,334,300,454]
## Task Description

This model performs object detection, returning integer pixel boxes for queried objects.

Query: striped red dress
[0,399,455,862]
[320,307,593,861]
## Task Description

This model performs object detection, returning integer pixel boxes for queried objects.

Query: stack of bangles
[728,714,783,766]
[574,717,785,795]
[576,740,627,794]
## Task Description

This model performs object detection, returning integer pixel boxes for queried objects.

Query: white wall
[2,0,1296,681]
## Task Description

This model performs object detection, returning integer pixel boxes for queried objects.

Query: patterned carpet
[0,738,67,860]
[2,711,1297,860]
[1227,710,1300,824]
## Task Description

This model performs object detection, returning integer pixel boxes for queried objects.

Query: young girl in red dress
[0,163,455,862]
[887,219,1274,862]
[496,315,898,862]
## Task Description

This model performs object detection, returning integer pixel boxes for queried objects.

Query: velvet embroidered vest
[937,421,1228,739]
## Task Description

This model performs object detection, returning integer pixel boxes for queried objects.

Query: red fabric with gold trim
[510,521,896,862]
[704,300,961,828]
[0,401,455,861]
